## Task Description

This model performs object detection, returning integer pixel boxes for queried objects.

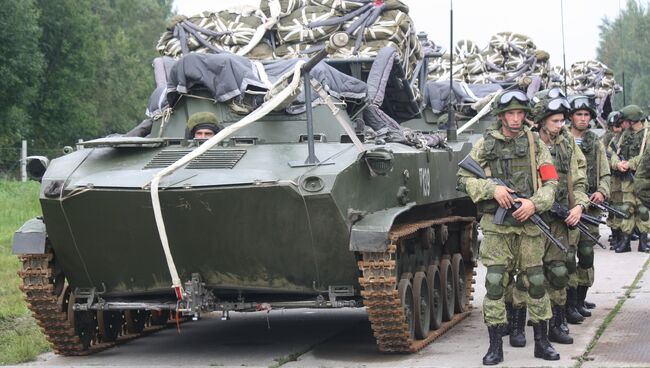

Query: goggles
[498,90,528,106]
[546,97,570,112]
[608,111,622,125]
[570,97,592,110]
[547,87,566,99]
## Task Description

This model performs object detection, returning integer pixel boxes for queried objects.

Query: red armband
[539,164,559,182]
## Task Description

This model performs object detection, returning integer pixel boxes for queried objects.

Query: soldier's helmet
[620,104,645,122]
[187,112,222,138]
[607,111,622,127]
[532,87,566,105]
[568,95,597,119]
[531,96,571,124]
[492,90,531,115]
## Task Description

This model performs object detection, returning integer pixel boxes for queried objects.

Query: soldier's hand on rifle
[512,198,535,222]
[617,161,630,172]
[590,191,605,204]
[494,185,515,209]
[565,205,583,227]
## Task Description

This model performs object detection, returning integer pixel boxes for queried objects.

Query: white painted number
[419,168,430,197]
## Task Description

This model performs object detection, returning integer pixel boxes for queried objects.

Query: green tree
[0,0,44,173]
[598,0,650,109]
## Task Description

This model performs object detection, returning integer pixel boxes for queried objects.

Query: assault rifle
[609,142,635,181]
[588,196,630,219]
[458,155,568,252]
[549,202,608,249]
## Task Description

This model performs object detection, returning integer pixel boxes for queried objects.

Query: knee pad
[578,245,594,269]
[565,249,578,274]
[526,266,546,299]
[637,205,650,221]
[485,265,508,300]
[545,261,569,290]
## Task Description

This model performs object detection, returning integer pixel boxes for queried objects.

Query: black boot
[501,303,513,337]
[576,286,592,317]
[638,233,650,252]
[609,229,620,250]
[559,305,570,334]
[566,287,585,324]
[483,325,504,365]
[584,299,596,309]
[615,232,631,253]
[532,320,560,360]
[548,305,573,344]
[509,306,526,347]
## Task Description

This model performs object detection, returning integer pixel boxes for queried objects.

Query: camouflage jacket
[457,126,558,234]
[634,146,650,208]
[609,125,649,171]
[575,129,610,199]
[544,128,590,209]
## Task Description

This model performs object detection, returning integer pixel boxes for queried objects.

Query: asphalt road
[18,228,650,368]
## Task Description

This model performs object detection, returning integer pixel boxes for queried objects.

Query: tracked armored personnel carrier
[14,17,490,355]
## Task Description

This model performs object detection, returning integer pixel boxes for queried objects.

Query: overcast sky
[173,0,629,67]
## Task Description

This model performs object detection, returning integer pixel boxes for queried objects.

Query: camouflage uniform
[575,130,610,287]
[609,117,650,250]
[541,127,590,307]
[603,130,626,237]
[635,145,650,209]
[457,126,557,326]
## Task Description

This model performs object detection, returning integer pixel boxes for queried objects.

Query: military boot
[483,325,504,365]
[609,228,619,250]
[501,303,514,337]
[584,299,596,309]
[532,320,561,360]
[565,287,585,324]
[509,306,526,347]
[548,304,573,344]
[638,233,650,252]
[576,285,592,317]
[615,232,631,253]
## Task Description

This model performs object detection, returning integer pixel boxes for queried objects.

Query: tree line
[0,0,173,175]
[598,0,650,110]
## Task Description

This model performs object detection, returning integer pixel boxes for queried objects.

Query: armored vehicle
[14,31,487,355]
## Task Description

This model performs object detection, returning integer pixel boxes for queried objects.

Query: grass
[0,180,50,365]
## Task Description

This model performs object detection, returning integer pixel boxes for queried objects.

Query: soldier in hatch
[567,96,610,316]
[608,105,650,253]
[532,95,590,344]
[457,90,560,365]
[187,112,222,139]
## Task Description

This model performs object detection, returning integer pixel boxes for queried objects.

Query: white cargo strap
[457,93,499,135]
[148,60,306,300]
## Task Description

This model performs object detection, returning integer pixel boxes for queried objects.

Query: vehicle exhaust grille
[144,149,246,169]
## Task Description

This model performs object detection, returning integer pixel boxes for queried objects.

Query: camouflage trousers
[543,219,579,307]
[613,180,650,233]
[577,207,600,287]
[481,230,552,326]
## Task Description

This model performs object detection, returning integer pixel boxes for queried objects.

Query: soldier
[457,90,560,365]
[609,105,650,252]
[568,96,610,316]
[532,96,590,344]
[187,112,222,139]
[634,146,650,248]
[603,111,627,250]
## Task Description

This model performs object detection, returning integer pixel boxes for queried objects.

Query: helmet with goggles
[532,96,570,124]
[568,95,597,119]
[492,90,531,115]
[607,111,622,127]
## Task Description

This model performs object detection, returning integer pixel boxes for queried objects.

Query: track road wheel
[439,257,455,321]
[452,254,467,313]
[125,310,147,334]
[66,290,97,350]
[427,264,443,330]
[97,311,122,342]
[412,271,431,339]
[150,310,171,326]
[398,278,415,340]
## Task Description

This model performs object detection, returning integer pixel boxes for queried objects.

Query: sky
[173,0,629,67]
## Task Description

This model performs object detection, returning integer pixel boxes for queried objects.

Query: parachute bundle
[156,0,422,80]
